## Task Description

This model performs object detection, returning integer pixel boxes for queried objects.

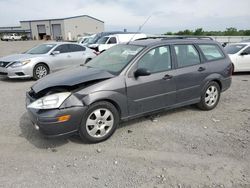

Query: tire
[197,81,221,111]
[79,101,119,143]
[85,58,92,64]
[33,64,49,80]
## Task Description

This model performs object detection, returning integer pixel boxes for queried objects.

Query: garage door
[52,24,62,40]
[37,25,46,34]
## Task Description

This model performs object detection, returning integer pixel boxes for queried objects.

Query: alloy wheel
[205,85,218,107]
[86,108,114,138]
[35,65,48,79]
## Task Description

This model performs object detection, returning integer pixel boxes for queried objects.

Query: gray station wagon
[26,37,232,143]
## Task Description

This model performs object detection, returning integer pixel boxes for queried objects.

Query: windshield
[97,37,109,44]
[25,44,56,54]
[224,44,246,54]
[86,44,144,75]
[88,34,102,44]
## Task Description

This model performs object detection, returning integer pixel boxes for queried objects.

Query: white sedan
[225,43,250,72]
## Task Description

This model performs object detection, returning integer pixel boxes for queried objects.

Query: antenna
[127,15,152,44]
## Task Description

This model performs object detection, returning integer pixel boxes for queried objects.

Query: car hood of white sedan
[0,53,45,62]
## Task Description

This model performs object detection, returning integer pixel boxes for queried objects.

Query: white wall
[63,16,104,40]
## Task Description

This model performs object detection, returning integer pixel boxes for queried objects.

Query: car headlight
[10,60,31,68]
[27,92,71,110]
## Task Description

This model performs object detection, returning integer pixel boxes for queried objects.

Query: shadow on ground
[0,77,34,83]
[19,104,200,149]
[19,112,71,149]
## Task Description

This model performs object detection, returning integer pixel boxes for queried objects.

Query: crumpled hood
[0,53,44,62]
[32,66,114,93]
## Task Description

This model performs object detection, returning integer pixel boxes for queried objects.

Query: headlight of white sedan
[10,60,31,68]
[27,92,71,110]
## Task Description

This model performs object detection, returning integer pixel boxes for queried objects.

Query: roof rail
[135,36,214,41]
[161,36,214,40]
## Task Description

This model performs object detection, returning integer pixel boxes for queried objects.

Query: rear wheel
[197,81,221,110]
[33,64,49,80]
[79,101,119,143]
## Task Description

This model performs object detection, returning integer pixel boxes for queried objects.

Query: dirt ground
[0,41,249,188]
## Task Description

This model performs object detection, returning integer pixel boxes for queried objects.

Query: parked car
[26,37,232,143]
[89,33,147,52]
[1,33,22,41]
[78,34,96,46]
[0,42,96,79]
[86,31,139,46]
[224,42,250,72]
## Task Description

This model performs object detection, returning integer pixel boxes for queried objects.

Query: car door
[237,46,250,71]
[50,44,72,71]
[68,44,87,66]
[173,44,209,104]
[126,46,176,116]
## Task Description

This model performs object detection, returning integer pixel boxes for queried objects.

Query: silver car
[0,42,96,79]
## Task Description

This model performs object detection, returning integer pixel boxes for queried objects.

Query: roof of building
[20,15,104,23]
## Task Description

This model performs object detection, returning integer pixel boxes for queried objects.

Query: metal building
[0,15,104,40]
[20,15,104,40]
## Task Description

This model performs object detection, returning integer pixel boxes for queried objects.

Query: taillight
[93,51,100,56]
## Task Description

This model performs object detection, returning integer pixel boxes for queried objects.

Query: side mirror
[134,68,151,77]
[51,51,60,55]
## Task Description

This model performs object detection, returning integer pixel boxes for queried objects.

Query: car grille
[0,61,11,67]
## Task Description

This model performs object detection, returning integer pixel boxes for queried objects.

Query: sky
[0,0,249,34]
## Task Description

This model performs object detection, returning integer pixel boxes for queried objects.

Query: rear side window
[198,44,225,61]
[174,45,201,68]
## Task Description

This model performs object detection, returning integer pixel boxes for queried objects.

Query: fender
[82,90,129,119]
[200,73,223,93]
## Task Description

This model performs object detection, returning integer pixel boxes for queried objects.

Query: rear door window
[68,44,85,52]
[198,44,225,60]
[174,45,201,68]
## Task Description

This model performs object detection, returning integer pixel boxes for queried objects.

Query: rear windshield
[224,44,247,54]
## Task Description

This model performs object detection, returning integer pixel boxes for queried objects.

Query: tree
[194,28,204,35]
[224,27,238,36]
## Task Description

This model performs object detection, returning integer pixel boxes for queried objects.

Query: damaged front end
[25,66,114,138]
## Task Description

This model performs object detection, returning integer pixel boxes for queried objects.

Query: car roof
[42,41,82,45]
[229,42,250,45]
[129,37,220,47]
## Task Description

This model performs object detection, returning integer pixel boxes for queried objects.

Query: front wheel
[197,81,221,111]
[33,64,49,80]
[79,101,119,143]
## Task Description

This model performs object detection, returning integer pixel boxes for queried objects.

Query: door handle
[162,74,173,80]
[198,67,206,72]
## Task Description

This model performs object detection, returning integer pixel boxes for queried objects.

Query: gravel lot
[0,41,249,188]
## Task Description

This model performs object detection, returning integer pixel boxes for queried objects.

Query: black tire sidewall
[199,81,221,110]
[33,64,49,80]
[79,101,119,143]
